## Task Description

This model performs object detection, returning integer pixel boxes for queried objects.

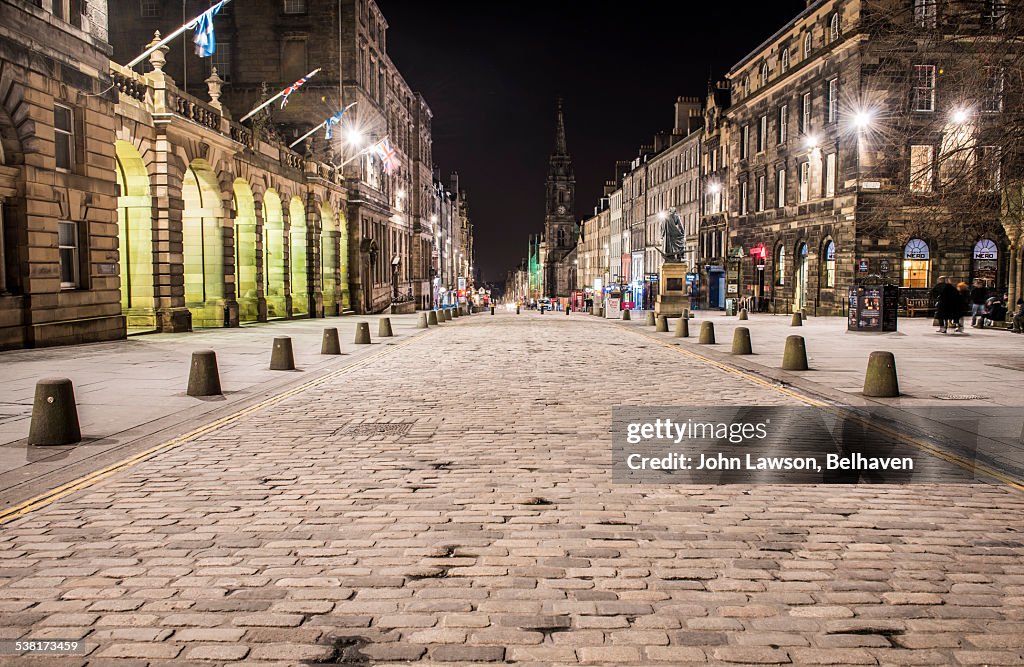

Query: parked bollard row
[675,316,689,338]
[355,322,371,345]
[187,350,223,395]
[322,328,342,355]
[270,337,296,370]
[699,321,716,344]
[731,327,752,355]
[378,318,393,338]
[656,316,668,332]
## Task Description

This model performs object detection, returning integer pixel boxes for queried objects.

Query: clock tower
[544,99,576,298]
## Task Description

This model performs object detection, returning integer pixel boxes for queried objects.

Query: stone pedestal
[655,262,689,318]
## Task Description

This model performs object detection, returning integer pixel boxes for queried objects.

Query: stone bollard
[782,335,809,371]
[656,316,669,332]
[565,307,570,316]
[428,310,440,326]
[417,312,429,329]
[644,311,656,326]
[354,322,371,344]
[28,378,81,445]
[863,351,900,397]
[452,307,460,318]
[491,305,496,315]
[622,309,631,321]
[270,337,296,370]
[738,308,748,320]
[443,309,452,322]
[598,307,604,318]
[682,308,689,320]
[378,318,393,338]
[516,305,520,314]
[699,321,716,344]
[675,316,689,338]
[791,311,803,326]
[321,328,342,355]
[187,350,223,396]
[731,327,752,355]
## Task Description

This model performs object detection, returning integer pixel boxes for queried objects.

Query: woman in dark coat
[934,276,960,334]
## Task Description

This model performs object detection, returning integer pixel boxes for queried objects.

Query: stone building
[696,82,732,310]
[0,0,123,349]
[578,201,610,299]
[543,100,576,298]
[621,150,650,308]
[108,0,438,314]
[723,0,1019,315]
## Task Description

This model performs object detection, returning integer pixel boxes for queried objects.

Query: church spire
[554,98,568,157]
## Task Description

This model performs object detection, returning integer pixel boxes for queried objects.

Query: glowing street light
[804,134,820,150]
[853,110,873,130]
[707,182,722,195]
[951,107,970,124]
[345,128,363,147]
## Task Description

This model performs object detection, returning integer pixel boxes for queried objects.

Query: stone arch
[262,188,287,318]
[182,158,226,326]
[233,179,259,322]
[289,195,308,316]
[114,140,156,329]
[0,99,25,303]
[337,202,350,311]
[319,200,339,315]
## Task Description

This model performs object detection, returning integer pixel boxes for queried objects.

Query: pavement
[0,310,1022,666]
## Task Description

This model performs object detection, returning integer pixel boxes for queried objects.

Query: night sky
[381,0,809,283]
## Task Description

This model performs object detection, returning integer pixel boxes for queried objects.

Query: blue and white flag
[193,1,226,58]
[324,109,347,140]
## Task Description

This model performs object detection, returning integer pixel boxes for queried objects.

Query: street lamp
[853,110,873,131]
[951,107,970,124]
[345,128,363,147]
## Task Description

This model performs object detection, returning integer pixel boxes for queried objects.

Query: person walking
[934,276,959,334]
[970,280,988,327]
[955,282,970,333]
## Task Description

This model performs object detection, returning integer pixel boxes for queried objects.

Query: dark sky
[380,0,808,283]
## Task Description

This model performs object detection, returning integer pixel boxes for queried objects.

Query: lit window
[801,92,812,134]
[910,145,934,192]
[830,13,840,42]
[903,239,931,288]
[777,168,786,207]
[58,221,80,289]
[778,104,788,143]
[913,65,936,112]
[804,33,812,58]
[825,153,836,197]
[283,0,306,14]
[914,0,937,28]
[780,48,790,74]
[760,61,770,87]
[823,241,836,288]
[54,104,73,171]
[776,245,786,286]
[827,78,838,124]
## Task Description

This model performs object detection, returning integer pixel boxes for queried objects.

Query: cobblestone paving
[1,313,1023,666]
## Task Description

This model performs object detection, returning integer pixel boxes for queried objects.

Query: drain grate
[342,422,413,436]
[933,394,989,401]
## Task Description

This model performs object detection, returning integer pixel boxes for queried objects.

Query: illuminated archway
[320,201,338,315]
[233,179,258,322]
[338,209,350,311]
[262,189,286,318]
[289,196,308,316]
[114,141,155,329]
[181,159,225,327]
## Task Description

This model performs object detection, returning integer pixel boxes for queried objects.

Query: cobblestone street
[1,312,1023,666]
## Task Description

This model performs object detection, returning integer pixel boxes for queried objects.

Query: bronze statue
[660,209,687,263]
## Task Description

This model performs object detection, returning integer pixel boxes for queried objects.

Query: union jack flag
[373,137,399,174]
[280,74,313,109]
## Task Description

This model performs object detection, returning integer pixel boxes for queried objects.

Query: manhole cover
[343,423,413,436]
[933,394,989,401]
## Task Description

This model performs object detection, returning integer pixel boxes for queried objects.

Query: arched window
[780,48,790,74]
[804,33,813,58]
[823,240,836,288]
[902,238,931,288]
[760,61,770,86]
[830,13,841,42]
[972,239,998,287]
[775,244,787,286]
[743,76,750,97]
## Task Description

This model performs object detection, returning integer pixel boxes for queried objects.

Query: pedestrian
[978,295,1007,329]
[933,276,959,334]
[955,282,970,333]
[1012,298,1024,333]
[970,280,988,327]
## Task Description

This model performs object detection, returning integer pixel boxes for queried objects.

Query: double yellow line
[634,327,1024,492]
[0,333,427,526]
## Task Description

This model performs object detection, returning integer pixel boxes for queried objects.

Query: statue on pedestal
[660,209,687,264]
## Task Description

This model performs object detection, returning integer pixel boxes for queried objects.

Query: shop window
[972,239,998,287]
[902,238,930,288]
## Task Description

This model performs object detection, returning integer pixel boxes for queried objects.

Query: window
[823,240,836,288]
[758,115,767,153]
[283,0,306,13]
[804,33,812,58]
[830,13,841,42]
[913,65,936,112]
[54,104,73,171]
[211,42,231,81]
[58,221,80,289]
[281,38,307,82]
[979,146,1001,191]
[140,0,160,17]
[984,0,1008,29]
[777,168,786,207]
[743,76,750,98]
[799,161,810,202]
[49,0,82,27]
[781,48,790,74]
[914,0,937,28]
[740,181,748,215]
[740,125,749,160]
[757,175,766,211]
[825,153,836,197]
[983,66,1004,113]
[775,245,786,286]
[827,78,838,124]
[910,145,934,192]
[778,104,788,143]
[903,239,930,288]
[801,92,812,134]
[760,61,770,87]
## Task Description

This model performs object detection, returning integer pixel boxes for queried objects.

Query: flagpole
[289,121,329,149]
[124,0,232,68]
[239,68,322,122]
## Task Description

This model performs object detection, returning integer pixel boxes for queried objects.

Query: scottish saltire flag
[373,137,398,174]
[193,1,226,58]
[324,109,347,140]
[281,74,313,109]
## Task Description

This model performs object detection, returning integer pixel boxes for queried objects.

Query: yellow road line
[0,333,428,526]
[631,327,1024,492]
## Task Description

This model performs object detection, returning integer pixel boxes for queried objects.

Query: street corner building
[0,0,475,351]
